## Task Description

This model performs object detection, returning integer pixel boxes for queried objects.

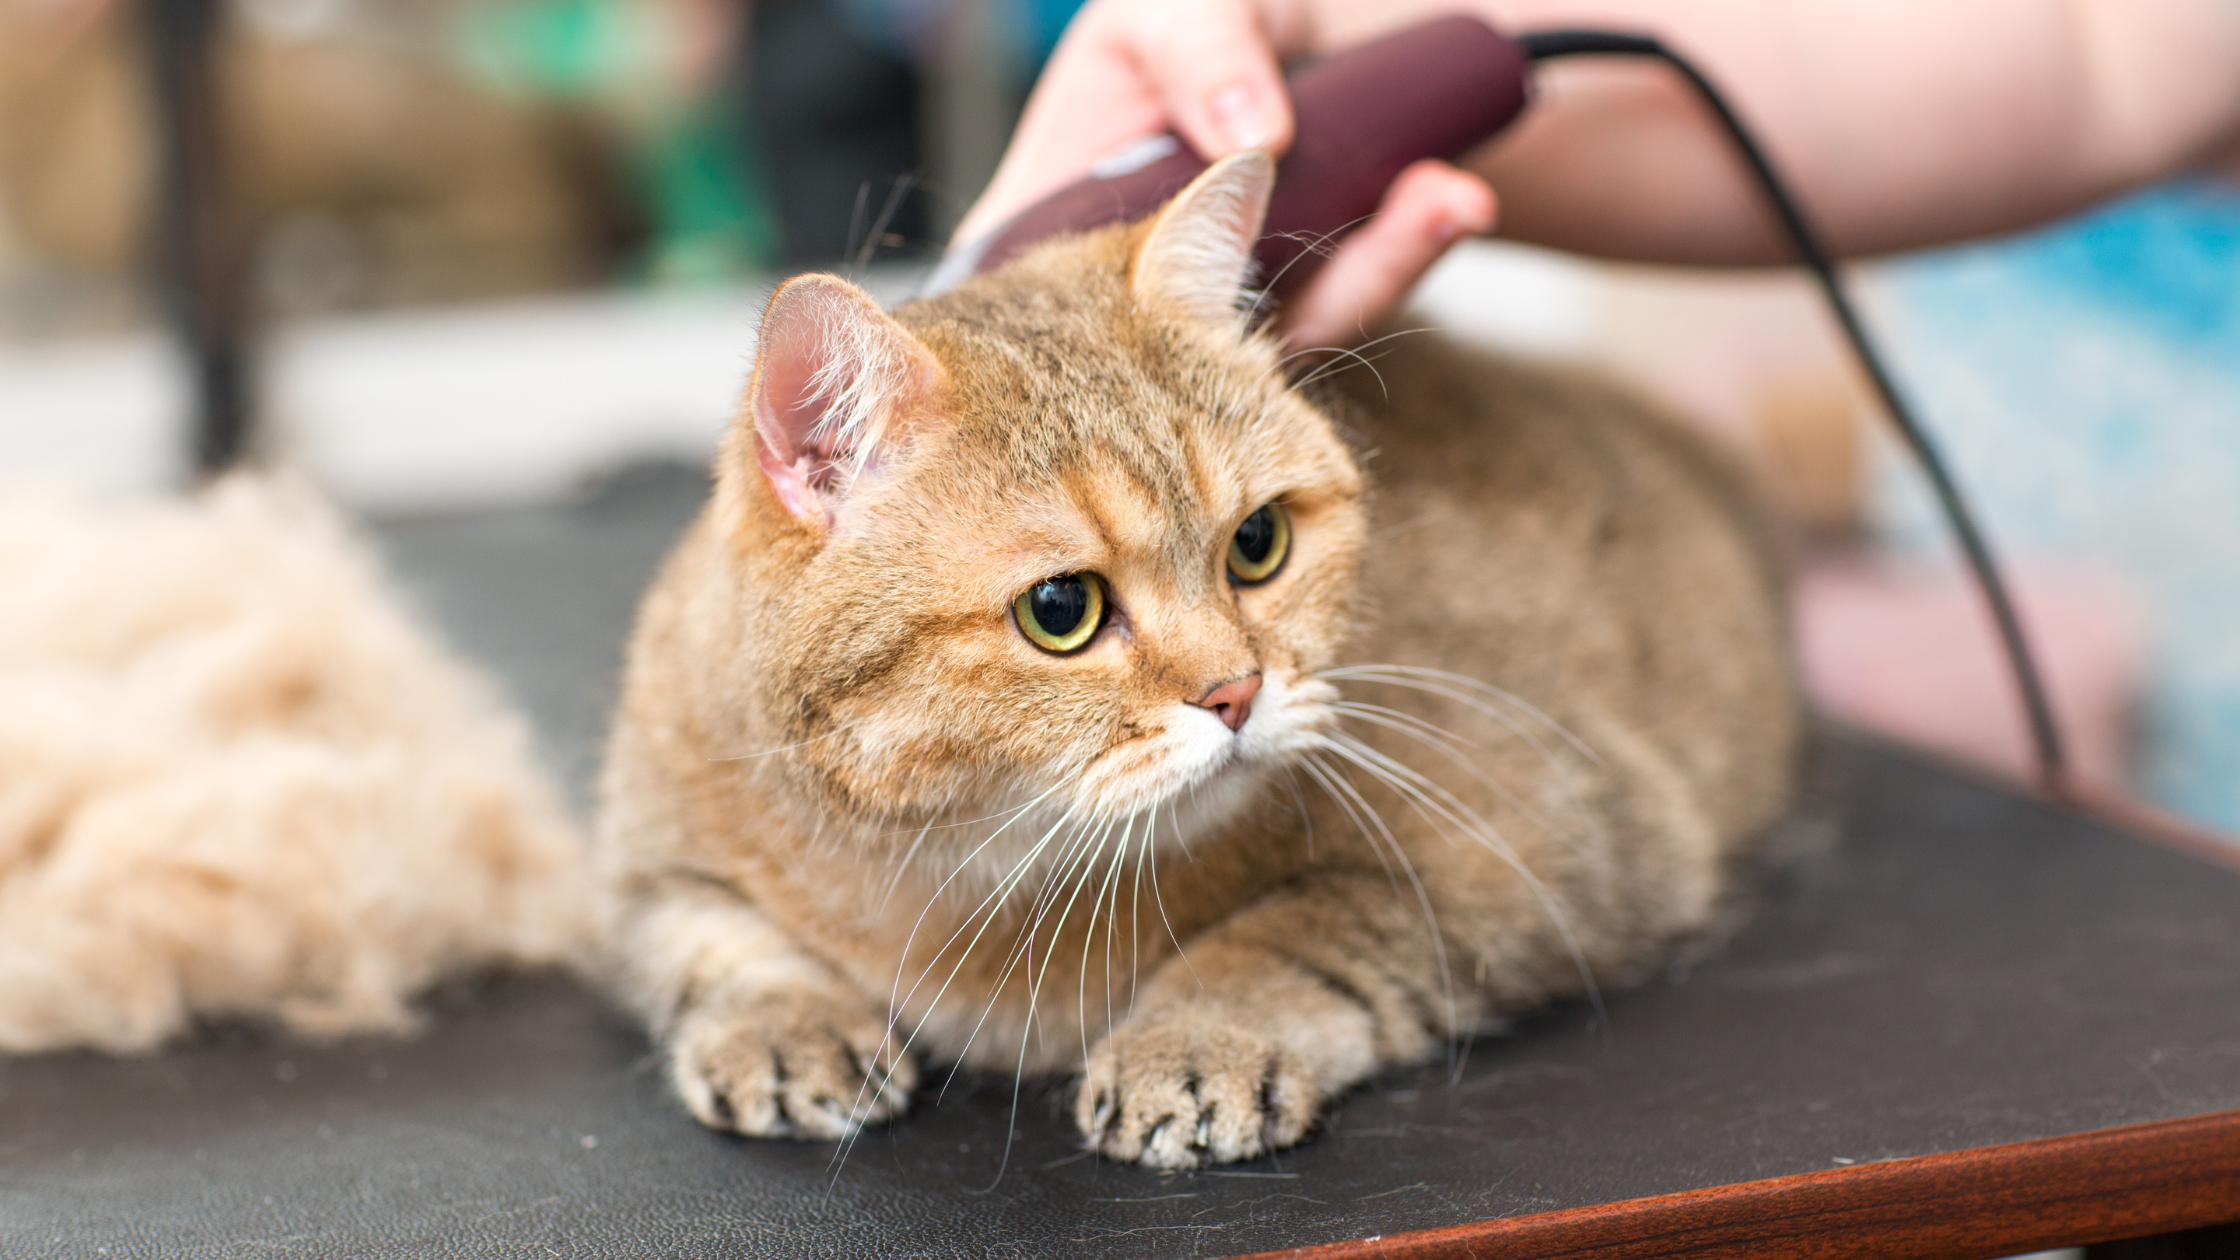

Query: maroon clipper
[924,15,1532,299]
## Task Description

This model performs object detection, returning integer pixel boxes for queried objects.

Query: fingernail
[1210,83,1272,151]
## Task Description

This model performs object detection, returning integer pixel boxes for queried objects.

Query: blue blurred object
[841,0,1084,66]
[1007,0,1086,63]
[1872,179,2240,829]
[2011,182,2240,353]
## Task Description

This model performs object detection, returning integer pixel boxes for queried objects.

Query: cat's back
[1330,331,1799,850]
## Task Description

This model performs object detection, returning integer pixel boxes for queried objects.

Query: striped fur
[595,154,1800,1168]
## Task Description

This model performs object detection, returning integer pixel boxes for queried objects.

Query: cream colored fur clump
[0,477,587,1053]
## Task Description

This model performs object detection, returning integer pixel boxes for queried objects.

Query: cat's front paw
[669,990,916,1140]
[1077,1017,1322,1168]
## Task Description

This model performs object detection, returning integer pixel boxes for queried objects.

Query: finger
[1278,160,1497,351]
[955,8,1168,241]
[1123,0,1305,164]
[955,0,1308,245]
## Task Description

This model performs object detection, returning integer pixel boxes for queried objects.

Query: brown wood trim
[2061,784,2240,876]
[1242,1109,2240,1260]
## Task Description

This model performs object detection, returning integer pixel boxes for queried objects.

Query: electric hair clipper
[923,16,1532,297]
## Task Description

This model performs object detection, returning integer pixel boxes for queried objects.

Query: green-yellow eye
[1227,503,1290,584]
[1015,573,1106,653]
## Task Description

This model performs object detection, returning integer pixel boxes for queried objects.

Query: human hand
[953,0,1495,349]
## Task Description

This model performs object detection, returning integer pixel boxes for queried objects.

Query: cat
[594,150,1801,1169]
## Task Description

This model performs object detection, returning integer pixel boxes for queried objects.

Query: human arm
[958,0,2240,324]
[1429,0,2240,263]
[952,0,1498,348]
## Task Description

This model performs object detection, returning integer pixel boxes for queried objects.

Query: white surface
[0,332,190,496]
[1408,238,1600,357]
[0,265,961,514]
[0,252,1586,515]
[0,287,768,513]
[269,289,765,513]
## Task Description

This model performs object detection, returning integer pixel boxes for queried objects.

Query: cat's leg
[1079,871,1468,1168]
[615,878,917,1139]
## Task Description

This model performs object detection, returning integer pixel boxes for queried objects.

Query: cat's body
[596,154,1798,1167]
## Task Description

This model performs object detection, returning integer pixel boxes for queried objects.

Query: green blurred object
[454,0,780,282]
[632,105,783,285]
[455,0,639,101]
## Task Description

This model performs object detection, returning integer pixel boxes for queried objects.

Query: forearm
[1299,0,2240,263]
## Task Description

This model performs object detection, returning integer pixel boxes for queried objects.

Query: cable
[1517,29,2068,795]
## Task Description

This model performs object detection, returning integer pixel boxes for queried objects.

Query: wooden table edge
[1235,748,2240,1260]
[1225,737,2240,1259]
[1236,1103,2240,1258]
[2062,784,2240,875]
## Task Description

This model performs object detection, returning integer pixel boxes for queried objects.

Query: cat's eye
[1014,573,1106,653]
[1227,503,1291,585]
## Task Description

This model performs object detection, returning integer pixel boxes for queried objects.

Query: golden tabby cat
[595,152,1799,1169]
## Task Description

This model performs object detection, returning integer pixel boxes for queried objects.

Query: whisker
[1319,664,1603,766]
[836,782,1086,1177]
[707,719,862,762]
[1300,755,1406,903]
[883,777,1080,1037]
[1329,700,1594,861]
[1146,799,1199,988]
[1331,700,1479,754]
[1129,804,1153,1015]
[1321,665,1606,847]
[1077,813,1135,1063]
[1287,340,1389,399]
[1246,212,1382,325]
[1103,816,1131,1037]
[851,173,918,271]
[855,788,1091,1130]
[875,815,940,914]
[982,818,1118,1190]
[1316,731,1609,1039]
[1287,326,1444,396]
[944,813,1109,1093]
[1300,754,1460,1065]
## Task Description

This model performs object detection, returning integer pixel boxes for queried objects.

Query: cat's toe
[1078,1020,1320,1168]
[670,992,916,1140]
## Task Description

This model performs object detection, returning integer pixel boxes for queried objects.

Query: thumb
[1279,159,1497,351]
[1121,1,1303,160]
[956,0,1307,245]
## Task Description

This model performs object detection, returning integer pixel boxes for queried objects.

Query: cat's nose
[1196,674,1262,733]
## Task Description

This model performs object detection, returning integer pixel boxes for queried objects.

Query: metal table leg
[143,0,252,476]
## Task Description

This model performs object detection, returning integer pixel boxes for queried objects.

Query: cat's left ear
[1131,148,1276,336]
[744,274,941,530]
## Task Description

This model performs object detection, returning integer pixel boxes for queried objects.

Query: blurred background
[1,0,2237,832]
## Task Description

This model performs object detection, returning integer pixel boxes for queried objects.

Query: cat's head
[717,152,1364,845]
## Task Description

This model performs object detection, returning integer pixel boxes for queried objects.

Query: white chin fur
[1073,671,1336,842]
[933,674,1337,896]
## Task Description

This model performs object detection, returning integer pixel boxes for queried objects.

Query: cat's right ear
[1132,148,1276,336]
[743,274,940,531]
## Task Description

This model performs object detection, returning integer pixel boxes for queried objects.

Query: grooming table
[6,465,2238,1259]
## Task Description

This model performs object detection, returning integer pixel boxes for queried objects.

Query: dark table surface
[6,466,2239,1259]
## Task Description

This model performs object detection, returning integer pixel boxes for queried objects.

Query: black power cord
[1517,29,2068,795]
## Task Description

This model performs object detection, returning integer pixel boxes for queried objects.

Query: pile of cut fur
[0,477,587,1053]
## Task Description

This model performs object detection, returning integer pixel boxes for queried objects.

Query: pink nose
[1196,674,1262,733]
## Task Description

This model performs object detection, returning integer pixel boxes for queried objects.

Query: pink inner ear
[749,279,909,528]
[752,304,845,525]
